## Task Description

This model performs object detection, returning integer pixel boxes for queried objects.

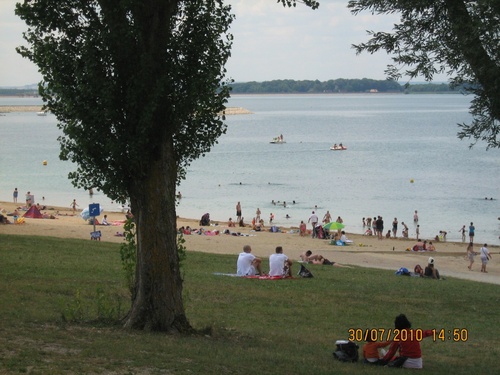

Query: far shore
[1,200,498,286]
[0,105,252,115]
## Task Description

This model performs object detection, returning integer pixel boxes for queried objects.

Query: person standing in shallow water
[459,225,466,242]
[392,218,398,238]
[13,188,18,203]
[323,210,331,224]
[255,207,261,222]
[469,222,475,243]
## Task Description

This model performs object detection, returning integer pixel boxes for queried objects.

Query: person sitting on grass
[424,257,440,279]
[237,245,263,276]
[380,314,433,369]
[269,246,292,278]
[414,264,424,277]
[363,337,391,365]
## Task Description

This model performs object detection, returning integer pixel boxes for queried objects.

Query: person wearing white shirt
[101,214,110,226]
[308,211,319,238]
[340,231,353,245]
[269,246,292,277]
[237,245,263,276]
[480,244,492,273]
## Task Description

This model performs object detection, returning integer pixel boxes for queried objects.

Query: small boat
[36,111,47,116]
[270,135,285,144]
[330,144,347,151]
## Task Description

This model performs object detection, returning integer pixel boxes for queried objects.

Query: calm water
[1,94,499,244]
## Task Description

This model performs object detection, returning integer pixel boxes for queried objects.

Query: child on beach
[299,220,306,236]
[363,337,391,365]
[70,199,79,213]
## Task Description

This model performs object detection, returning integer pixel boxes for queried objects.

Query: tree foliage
[278,0,319,9]
[15,0,318,332]
[16,0,234,200]
[348,0,500,148]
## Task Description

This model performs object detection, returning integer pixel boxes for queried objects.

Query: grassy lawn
[1,234,499,374]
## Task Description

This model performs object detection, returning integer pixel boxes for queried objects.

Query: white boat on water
[270,135,285,144]
[36,111,47,116]
[330,144,347,151]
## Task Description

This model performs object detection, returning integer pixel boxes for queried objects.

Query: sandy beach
[1,200,498,285]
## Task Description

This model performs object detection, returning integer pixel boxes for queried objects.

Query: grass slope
[1,234,499,374]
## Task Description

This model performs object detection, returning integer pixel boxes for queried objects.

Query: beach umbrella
[322,221,345,231]
[80,206,103,220]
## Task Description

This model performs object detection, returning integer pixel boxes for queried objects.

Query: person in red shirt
[363,338,391,364]
[381,314,433,369]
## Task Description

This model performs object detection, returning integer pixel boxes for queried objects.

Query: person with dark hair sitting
[424,257,440,279]
[414,264,424,277]
[380,314,433,369]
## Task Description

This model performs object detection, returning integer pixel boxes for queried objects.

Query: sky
[0,0,448,87]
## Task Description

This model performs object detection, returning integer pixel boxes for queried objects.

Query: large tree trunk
[123,135,192,332]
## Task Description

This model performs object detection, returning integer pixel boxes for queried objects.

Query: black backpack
[298,264,313,278]
[333,340,359,362]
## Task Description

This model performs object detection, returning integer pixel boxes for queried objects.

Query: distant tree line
[0,80,459,97]
[0,88,38,96]
[229,79,460,94]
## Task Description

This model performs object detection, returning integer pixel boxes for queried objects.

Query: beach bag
[333,340,359,363]
[270,225,279,233]
[395,267,410,276]
[298,264,313,278]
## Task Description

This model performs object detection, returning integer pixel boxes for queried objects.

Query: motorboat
[36,111,47,116]
[330,144,347,151]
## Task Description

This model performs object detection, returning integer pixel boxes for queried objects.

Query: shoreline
[0,105,42,112]
[1,200,498,286]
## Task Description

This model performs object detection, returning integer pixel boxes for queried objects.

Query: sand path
[1,201,498,285]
